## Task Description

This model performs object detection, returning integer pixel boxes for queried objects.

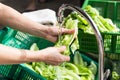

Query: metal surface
[57,4,109,80]
[58,21,64,46]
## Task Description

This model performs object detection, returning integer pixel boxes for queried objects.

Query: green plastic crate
[78,0,120,60]
[2,28,54,50]
[2,27,16,42]
[0,28,55,80]
[0,53,98,80]
[78,29,120,54]
[0,64,46,80]
[0,27,8,43]
[37,38,54,50]
[82,0,120,28]
[2,28,39,49]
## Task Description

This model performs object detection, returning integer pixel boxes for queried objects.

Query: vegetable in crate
[84,5,119,33]
[68,5,119,34]
[112,71,120,80]
[64,5,120,55]
[24,43,97,80]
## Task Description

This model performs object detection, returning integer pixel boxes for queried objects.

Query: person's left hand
[33,46,70,65]
[45,26,75,43]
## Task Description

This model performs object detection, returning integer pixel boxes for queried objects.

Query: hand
[46,26,75,43]
[35,46,70,65]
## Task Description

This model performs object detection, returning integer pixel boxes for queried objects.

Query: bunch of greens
[72,5,119,34]
[55,17,79,55]
[112,71,120,80]
[24,43,97,80]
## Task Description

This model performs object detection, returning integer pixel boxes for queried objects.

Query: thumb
[57,46,70,62]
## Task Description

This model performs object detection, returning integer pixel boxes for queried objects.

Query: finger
[61,28,75,34]
[61,55,70,62]
[46,35,57,43]
[57,46,66,52]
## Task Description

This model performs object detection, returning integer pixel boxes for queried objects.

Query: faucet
[57,4,110,80]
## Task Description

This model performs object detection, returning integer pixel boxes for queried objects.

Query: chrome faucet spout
[57,4,109,80]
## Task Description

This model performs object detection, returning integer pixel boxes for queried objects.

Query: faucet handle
[104,69,110,80]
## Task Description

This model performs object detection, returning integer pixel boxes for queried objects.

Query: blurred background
[0,0,84,13]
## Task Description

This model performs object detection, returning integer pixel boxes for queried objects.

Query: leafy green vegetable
[55,18,78,55]
[62,62,80,74]
[69,5,120,34]
[30,43,39,51]
[88,61,97,75]
[73,50,84,66]
[24,43,97,80]
[112,71,120,80]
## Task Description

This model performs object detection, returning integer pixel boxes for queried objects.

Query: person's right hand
[34,46,70,65]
